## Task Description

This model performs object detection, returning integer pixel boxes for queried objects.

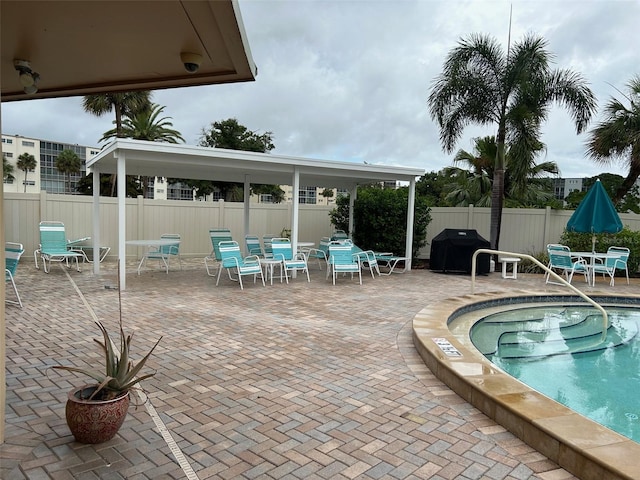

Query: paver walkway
[4,258,620,479]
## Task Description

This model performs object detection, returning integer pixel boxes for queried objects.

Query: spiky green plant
[53,266,162,401]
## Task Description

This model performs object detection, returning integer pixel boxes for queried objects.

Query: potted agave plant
[52,280,162,444]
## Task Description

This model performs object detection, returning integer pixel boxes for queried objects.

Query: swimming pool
[469,304,640,443]
[412,292,640,480]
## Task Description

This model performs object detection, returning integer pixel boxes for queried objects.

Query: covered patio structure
[87,138,425,289]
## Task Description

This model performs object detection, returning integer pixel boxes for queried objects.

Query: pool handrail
[471,249,608,340]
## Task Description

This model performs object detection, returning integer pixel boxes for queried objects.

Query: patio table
[573,251,623,286]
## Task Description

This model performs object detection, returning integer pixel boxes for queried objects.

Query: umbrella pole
[592,234,596,253]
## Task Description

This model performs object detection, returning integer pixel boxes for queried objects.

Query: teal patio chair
[262,234,277,259]
[215,240,265,290]
[205,228,234,276]
[36,221,83,273]
[6,242,24,308]
[303,236,331,270]
[346,240,380,278]
[271,238,310,283]
[327,241,362,285]
[245,234,265,257]
[137,233,181,275]
[590,246,630,286]
[545,246,587,285]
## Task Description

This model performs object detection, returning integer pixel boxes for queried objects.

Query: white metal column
[244,174,251,240]
[404,177,416,270]
[92,166,101,274]
[117,154,127,289]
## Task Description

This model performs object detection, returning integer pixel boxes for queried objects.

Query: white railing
[471,249,608,341]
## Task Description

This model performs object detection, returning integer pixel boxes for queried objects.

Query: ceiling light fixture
[14,59,40,94]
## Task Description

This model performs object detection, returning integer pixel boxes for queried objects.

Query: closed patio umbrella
[566,179,622,252]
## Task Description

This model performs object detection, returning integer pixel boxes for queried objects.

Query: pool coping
[412,289,640,480]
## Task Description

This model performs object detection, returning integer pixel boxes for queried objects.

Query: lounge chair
[326,241,362,285]
[215,240,265,290]
[5,242,24,308]
[373,253,408,275]
[205,228,233,276]
[35,221,83,273]
[137,233,181,275]
[271,238,310,283]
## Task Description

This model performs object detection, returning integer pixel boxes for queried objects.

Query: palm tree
[55,149,82,193]
[100,103,184,197]
[586,75,640,203]
[82,91,152,195]
[100,103,184,143]
[16,152,37,193]
[450,136,558,207]
[428,33,596,250]
[3,154,15,183]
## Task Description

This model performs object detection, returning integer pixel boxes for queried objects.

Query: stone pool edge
[412,289,640,480]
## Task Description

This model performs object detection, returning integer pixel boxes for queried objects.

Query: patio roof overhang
[1,0,257,101]
[87,139,424,289]
[88,139,425,190]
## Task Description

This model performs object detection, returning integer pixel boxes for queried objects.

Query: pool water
[470,305,640,443]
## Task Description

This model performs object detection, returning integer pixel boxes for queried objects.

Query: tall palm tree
[428,33,596,250]
[82,91,152,195]
[586,75,640,203]
[55,149,82,193]
[16,152,37,193]
[99,103,184,198]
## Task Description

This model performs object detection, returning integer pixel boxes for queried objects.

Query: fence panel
[5,193,640,263]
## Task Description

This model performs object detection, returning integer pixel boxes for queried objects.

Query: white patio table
[573,251,623,287]
[126,239,181,275]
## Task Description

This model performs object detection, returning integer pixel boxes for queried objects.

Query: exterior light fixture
[14,59,39,94]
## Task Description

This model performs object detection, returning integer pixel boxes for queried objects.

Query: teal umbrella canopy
[566,179,623,234]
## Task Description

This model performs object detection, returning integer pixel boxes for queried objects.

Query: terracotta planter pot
[65,385,130,444]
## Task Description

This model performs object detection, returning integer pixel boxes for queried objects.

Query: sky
[2,0,639,180]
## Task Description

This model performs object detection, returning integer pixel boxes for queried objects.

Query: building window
[4,152,13,158]
[260,194,274,203]
[298,186,316,204]
[2,138,13,144]
[4,178,14,184]
[21,140,35,147]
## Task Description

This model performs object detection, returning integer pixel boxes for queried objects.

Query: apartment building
[2,133,352,204]
[2,134,99,194]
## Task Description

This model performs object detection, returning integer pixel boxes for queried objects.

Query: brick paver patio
[4,258,622,479]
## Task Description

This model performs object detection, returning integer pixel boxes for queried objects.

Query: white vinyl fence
[5,192,640,263]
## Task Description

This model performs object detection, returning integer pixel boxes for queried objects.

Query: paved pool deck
[3,258,637,479]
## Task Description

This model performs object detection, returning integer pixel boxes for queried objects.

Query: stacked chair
[326,241,362,285]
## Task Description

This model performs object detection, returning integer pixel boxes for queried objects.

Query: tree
[100,103,184,197]
[16,152,37,193]
[586,75,640,203]
[329,186,431,258]
[82,91,152,195]
[3,154,15,182]
[173,118,280,201]
[428,33,596,250]
[565,174,640,213]
[55,149,83,193]
[447,136,558,207]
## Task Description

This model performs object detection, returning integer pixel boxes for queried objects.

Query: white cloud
[2,0,638,181]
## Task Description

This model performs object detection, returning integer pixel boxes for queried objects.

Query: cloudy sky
[2,0,638,179]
